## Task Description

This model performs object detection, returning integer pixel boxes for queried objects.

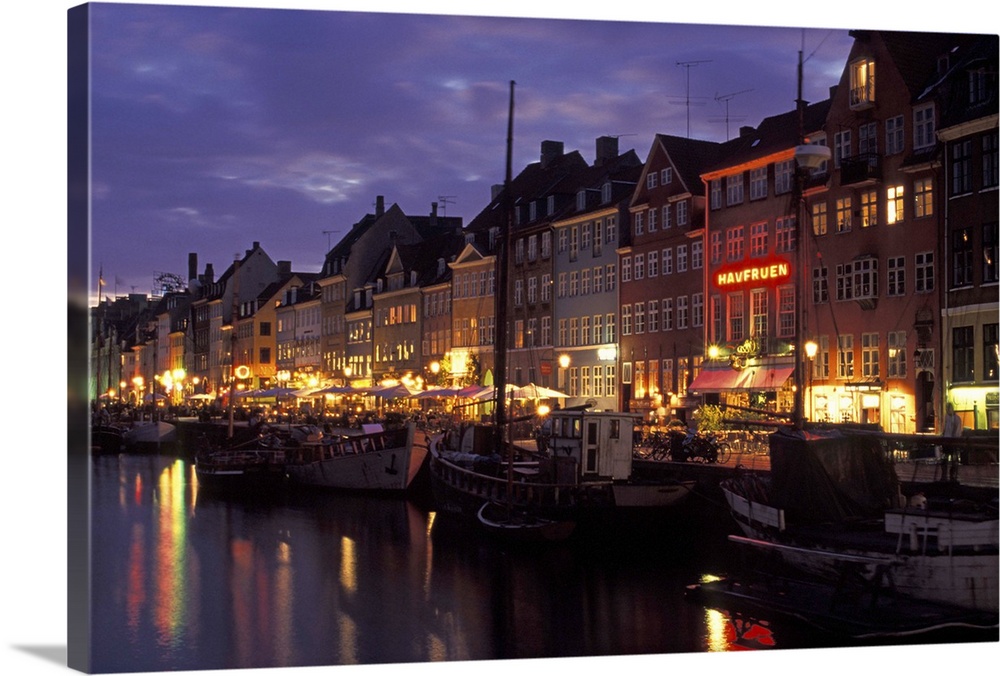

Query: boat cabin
[545,410,641,482]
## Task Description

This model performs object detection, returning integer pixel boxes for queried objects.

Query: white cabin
[546,410,641,482]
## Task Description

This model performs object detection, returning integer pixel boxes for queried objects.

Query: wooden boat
[283,423,416,493]
[123,420,177,452]
[719,425,998,617]
[429,409,696,529]
[194,446,288,494]
[91,423,126,455]
[476,500,576,542]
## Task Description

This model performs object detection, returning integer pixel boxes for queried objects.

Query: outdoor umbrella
[513,383,568,399]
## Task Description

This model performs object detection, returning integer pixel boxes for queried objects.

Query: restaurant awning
[688,367,745,393]
[739,365,795,390]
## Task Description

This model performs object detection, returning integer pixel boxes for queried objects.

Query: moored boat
[194,446,288,494]
[476,499,576,542]
[91,423,126,455]
[719,425,999,616]
[123,420,177,453]
[283,422,416,493]
[429,409,696,531]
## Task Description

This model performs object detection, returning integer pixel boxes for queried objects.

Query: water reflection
[91,453,857,673]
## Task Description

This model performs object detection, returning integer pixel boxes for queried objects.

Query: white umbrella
[512,383,568,399]
[186,393,215,401]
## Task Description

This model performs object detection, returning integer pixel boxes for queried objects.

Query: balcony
[839,153,882,186]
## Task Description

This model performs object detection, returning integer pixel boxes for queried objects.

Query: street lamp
[558,353,570,391]
[804,340,818,422]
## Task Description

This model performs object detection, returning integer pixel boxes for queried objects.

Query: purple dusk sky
[77,2,987,304]
[80,1,876,300]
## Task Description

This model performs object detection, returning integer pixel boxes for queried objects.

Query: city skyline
[86,1,867,304]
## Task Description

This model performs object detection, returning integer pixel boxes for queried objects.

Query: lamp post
[804,340,818,422]
[558,353,570,391]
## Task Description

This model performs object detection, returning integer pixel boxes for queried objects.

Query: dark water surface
[89,453,975,674]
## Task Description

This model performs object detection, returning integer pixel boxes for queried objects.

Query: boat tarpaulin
[688,368,745,393]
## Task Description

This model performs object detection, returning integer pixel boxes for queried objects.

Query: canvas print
[68,1,998,674]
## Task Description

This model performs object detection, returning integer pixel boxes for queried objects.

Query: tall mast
[494,80,514,443]
[793,49,807,429]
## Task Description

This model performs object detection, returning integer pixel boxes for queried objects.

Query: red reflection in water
[722,612,777,650]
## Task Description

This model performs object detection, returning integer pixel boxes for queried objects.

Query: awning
[739,365,795,390]
[688,368,745,393]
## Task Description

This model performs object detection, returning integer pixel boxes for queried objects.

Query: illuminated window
[850,57,875,108]
[860,190,877,228]
[812,201,828,236]
[836,197,853,233]
[887,185,904,224]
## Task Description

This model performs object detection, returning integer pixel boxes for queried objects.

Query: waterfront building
[239,267,307,391]
[936,34,999,432]
[698,96,831,420]
[552,136,641,411]
[811,31,987,432]
[622,134,721,422]
[273,274,321,392]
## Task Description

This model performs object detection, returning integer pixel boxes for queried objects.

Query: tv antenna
[676,60,712,137]
[323,229,340,249]
[710,89,754,140]
[437,195,456,218]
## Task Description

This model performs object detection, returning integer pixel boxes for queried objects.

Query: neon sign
[714,259,791,289]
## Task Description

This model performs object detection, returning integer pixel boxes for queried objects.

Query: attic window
[602,182,612,203]
[577,190,587,210]
[850,57,875,109]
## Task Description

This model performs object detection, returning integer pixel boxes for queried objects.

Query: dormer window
[850,57,875,109]
[547,194,556,215]
[602,182,612,203]
[577,190,587,211]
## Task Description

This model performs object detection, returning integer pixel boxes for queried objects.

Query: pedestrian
[943,403,963,437]
[941,403,963,481]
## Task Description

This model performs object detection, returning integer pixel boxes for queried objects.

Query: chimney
[277,260,291,275]
[188,253,198,281]
[203,263,215,284]
[739,125,755,137]
[430,202,438,228]
[595,136,618,166]
[376,195,385,218]
[540,140,564,168]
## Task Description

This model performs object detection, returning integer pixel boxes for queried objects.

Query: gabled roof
[702,98,832,176]
[465,147,591,239]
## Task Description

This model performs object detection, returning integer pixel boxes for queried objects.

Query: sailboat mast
[494,80,514,441]
[792,49,807,429]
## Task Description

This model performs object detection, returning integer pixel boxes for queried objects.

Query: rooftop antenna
[676,60,712,137]
[437,195,456,218]
[323,229,339,249]
[711,89,754,140]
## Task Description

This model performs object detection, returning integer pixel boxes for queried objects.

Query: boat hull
[195,449,288,495]
[285,424,415,492]
[721,481,999,614]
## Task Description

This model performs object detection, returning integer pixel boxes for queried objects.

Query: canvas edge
[67,3,92,673]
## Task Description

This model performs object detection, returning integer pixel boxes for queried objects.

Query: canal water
[88,453,979,674]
